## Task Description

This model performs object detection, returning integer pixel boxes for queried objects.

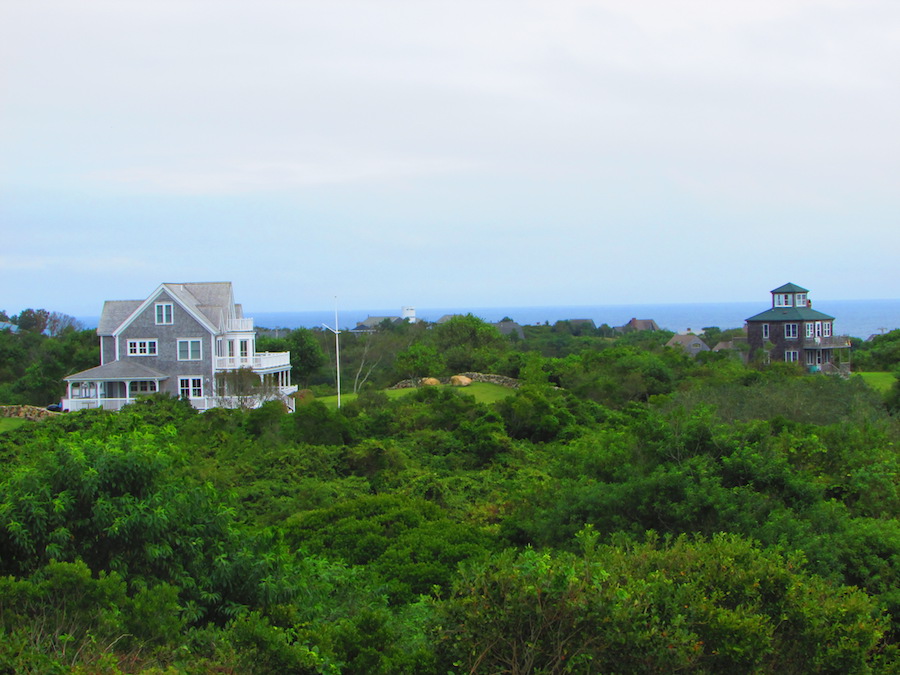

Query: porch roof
[65,361,169,382]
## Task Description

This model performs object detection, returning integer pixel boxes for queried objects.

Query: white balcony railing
[215,351,290,371]
[225,318,254,332]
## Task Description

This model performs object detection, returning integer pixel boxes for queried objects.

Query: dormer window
[795,293,807,307]
[774,293,793,308]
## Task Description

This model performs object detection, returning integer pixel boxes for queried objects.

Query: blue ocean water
[250,299,900,340]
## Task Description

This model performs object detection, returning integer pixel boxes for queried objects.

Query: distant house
[712,336,748,354]
[666,333,710,356]
[0,321,18,333]
[617,317,660,333]
[62,282,297,412]
[351,307,417,333]
[745,283,850,373]
[493,320,525,340]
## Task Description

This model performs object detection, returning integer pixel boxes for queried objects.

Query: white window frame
[823,322,832,337]
[129,380,158,394]
[762,323,769,340]
[805,323,814,338]
[785,323,798,339]
[177,338,202,361]
[785,350,799,362]
[179,377,203,399]
[155,302,174,325]
[774,293,793,307]
[127,339,158,356]
[240,339,249,358]
[795,293,807,307]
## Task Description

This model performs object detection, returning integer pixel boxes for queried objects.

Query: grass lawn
[855,372,896,393]
[315,381,516,409]
[0,417,29,434]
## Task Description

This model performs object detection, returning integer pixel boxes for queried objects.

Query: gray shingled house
[745,283,850,373]
[63,282,296,411]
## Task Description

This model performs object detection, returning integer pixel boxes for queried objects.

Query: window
[129,381,158,394]
[127,339,158,356]
[815,321,822,338]
[785,323,798,339]
[228,340,235,357]
[179,377,203,398]
[785,350,799,362]
[774,293,793,307]
[806,323,814,338]
[155,303,174,325]
[177,339,202,361]
[240,340,249,358]
[823,322,832,337]
[762,324,769,340]
[796,293,807,307]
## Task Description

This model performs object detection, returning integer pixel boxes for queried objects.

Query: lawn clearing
[314,381,516,409]
[855,372,896,394]
[0,417,29,434]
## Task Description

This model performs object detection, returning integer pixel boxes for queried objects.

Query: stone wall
[0,405,60,421]
[388,372,521,390]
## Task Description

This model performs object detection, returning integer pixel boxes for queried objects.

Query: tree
[45,311,83,337]
[14,308,50,333]
[215,367,282,409]
[394,343,446,381]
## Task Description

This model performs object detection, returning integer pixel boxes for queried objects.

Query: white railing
[62,396,218,412]
[215,351,291,371]
[225,318,254,332]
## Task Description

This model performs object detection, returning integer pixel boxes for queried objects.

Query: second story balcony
[801,336,852,350]
[215,351,290,372]
[224,318,254,332]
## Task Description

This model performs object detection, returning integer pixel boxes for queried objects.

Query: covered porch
[62,362,169,412]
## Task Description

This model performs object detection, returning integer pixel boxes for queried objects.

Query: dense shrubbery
[1,316,899,672]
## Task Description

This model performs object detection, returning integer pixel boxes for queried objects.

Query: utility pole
[322,299,342,408]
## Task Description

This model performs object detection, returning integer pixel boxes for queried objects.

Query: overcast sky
[2,0,898,316]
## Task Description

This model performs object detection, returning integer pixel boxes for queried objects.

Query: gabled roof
[109,282,236,336]
[746,307,835,322]
[618,318,660,332]
[98,300,142,336]
[354,316,401,330]
[666,333,710,351]
[771,282,809,294]
[65,361,169,382]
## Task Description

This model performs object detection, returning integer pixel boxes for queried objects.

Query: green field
[855,371,896,393]
[0,418,28,434]
[315,381,516,409]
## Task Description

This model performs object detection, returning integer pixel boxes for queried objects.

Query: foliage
[434,530,885,674]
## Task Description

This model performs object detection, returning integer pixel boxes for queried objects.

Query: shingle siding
[118,290,214,397]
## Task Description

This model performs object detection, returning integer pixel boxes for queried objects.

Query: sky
[2,0,899,317]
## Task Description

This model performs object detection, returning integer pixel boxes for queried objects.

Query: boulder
[421,377,441,386]
[450,375,472,387]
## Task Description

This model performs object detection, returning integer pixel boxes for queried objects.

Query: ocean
[76,299,900,339]
[249,299,900,340]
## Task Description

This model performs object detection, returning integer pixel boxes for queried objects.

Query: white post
[322,298,342,409]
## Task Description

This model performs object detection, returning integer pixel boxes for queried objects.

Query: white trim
[179,376,204,399]
[785,350,799,362]
[785,323,798,339]
[112,285,219,337]
[127,339,159,356]
[177,338,202,361]
[155,302,174,325]
[774,293,792,307]
[762,323,769,340]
